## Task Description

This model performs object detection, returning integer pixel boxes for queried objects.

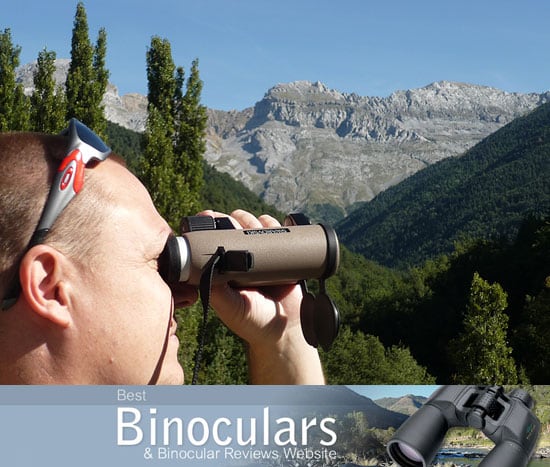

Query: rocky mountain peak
[246,79,549,141]
[265,80,348,103]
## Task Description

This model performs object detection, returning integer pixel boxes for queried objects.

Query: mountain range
[336,100,550,267]
[207,80,549,220]
[16,61,550,221]
[269,385,408,429]
[374,395,428,416]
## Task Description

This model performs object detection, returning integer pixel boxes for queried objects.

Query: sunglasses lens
[74,120,110,154]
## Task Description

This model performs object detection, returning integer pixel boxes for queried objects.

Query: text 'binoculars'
[387,385,540,467]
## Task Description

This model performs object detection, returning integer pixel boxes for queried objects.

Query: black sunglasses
[1,119,112,310]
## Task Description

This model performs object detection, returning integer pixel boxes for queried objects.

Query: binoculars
[387,385,540,467]
[159,213,339,287]
[158,213,340,350]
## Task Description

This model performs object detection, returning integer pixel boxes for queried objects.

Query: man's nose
[170,282,199,308]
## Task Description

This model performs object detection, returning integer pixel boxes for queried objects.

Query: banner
[0,385,546,466]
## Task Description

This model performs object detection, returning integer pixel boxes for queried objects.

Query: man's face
[69,159,196,384]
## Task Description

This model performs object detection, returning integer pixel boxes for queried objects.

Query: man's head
[0,129,107,302]
[0,124,195,384]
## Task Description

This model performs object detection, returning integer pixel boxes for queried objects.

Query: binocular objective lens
[389,441,424,466]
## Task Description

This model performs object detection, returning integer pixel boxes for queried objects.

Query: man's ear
[19,245,72,328]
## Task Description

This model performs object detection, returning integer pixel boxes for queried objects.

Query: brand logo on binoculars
[244,228,290,236]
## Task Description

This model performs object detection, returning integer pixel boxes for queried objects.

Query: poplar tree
[0,28,30,131]
[449,272,518,384]
[91,27,108,137]
[142,105,192,225]
[65,2,108,137]
[65,3,93,121]
[145,37,176,128]
[30,48,66,133]
[141,36,206,228]
[142,37,178,227]
[175,58,206,211]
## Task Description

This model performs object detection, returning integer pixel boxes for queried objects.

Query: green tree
[0,28,30,130]
[65,2,108,136]
[174,58,207,213]
[145,36,176,127]
[141,105,193,225]
[141,36,205,228]
[90,27,108,137]
[321,326,435,384]
[66,3,93,121]
[449,272,518,384]
[30,48,66,133]
[142,37,180,227]
[515,277,550,382]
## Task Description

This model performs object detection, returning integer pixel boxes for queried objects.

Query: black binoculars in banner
[387,385,540,467]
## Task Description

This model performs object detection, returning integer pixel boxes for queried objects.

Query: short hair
[0,132,111,300]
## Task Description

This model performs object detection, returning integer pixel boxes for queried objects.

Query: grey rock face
[206,80,549,216]
[17,61,549,216]
[102,86,147,132]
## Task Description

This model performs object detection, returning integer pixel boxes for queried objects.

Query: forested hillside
[329,218,549,383]
[336,102,550,268]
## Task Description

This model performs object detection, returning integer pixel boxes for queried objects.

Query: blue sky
[4,0,550,110]
[349,385,440,400]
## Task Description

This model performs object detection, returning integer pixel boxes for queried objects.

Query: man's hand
[197,209,325,384]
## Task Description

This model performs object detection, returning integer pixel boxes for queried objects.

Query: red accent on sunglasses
[58,149,85,193]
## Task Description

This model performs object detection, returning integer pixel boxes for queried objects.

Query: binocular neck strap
[192,247,225,385]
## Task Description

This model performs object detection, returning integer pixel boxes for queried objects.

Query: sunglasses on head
[1,119,112,310]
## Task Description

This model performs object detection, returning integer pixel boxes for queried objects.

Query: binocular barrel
[387,404,448,467]
[159,221,340,287]
[479,441,534,467]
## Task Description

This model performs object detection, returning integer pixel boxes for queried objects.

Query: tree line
[327,216,549,385]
